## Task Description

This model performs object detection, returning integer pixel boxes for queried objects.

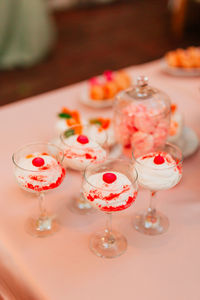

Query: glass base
[90,229,127,258]
[25,216,59,238]
[68,195,95,215]
[133,210,169,235]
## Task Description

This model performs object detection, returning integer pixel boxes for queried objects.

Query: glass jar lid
[115,75,171,116]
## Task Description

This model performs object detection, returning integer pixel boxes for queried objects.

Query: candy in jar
[113,76,171,157]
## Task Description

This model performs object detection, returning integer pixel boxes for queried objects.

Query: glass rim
[12,142,65,173]
[60,124,107,149]
[83,158,138,192]
[132,142,183,170]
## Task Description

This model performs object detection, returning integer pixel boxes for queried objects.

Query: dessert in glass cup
[132,143,183,235]
[86,117,116,148]
[12,143,65,237]
[60,124,107,214]
[55,107,84,135]
[83,159,138,258]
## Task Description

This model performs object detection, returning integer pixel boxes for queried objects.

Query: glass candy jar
[113,76,171,157]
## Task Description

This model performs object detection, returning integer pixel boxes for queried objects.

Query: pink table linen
[0,60,200,300]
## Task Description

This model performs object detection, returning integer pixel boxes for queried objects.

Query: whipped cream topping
[85,123,116,147]
[14,153,65,192]
[56,119,70,135]
[83,171,137,212]
[135,152,182,191]
[62,135,107,171]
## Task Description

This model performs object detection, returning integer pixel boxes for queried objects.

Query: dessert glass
[60,124,107,214]
[86,117,116,148]
[132,143,183,235]
[83,159,138,258]
[12,143,65,237]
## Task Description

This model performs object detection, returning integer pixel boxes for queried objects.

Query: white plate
[162,60,200,77]
[80,83,115,109]
[173,126,199,158]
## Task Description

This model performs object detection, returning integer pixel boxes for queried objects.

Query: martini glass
[12,142,65,237]
[132,142,183,235]
[83,159,138,258]
[60,124,108,214]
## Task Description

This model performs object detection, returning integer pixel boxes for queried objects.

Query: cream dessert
[135,152,182,191]
[83,171,137,212]
[61,132,107,171]
[55,107,84,135]
[14,153,65,192]
[168,104,184,144]
[86,118,116,147]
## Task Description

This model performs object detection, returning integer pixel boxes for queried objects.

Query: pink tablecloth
[0,60,200,300]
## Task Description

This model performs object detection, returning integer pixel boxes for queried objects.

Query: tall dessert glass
[12,143,65,237]
[132,143,183,235]
[60,124,107,214]
[83,159,138,258]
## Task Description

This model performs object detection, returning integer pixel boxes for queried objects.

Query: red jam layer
[101,192,137,212]
[65,149,97,160]
[87,185,131,202]
[86,185,137,212]
[26,167,66,192]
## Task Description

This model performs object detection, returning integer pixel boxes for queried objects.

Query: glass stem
[38,192,47,218]
[77,172,91,209]
[103,213,115,246]
[37,192,52,231]
[106,213,112,234]
[79,171,85,202]
[148,191,156,214]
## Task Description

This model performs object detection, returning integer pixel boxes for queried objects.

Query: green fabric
[0,0,55,69]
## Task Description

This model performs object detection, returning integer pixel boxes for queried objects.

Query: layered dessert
[55,107,83,135]
[83,171,137,212]
[135,152,182,191]
[116,103,170,157]
[85,117,116,147]
[168,104,184,144]
[61,130,107,171]
[89,70,131,101]
[14,153,65,192]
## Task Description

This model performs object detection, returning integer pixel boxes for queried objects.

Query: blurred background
[0,0,199,106]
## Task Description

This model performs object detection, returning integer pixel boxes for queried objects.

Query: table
[0,60,200,300]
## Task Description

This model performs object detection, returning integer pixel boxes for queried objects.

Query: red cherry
[103,173,117,184]
[154,155,165,165]
[32,157,45,167]
[77,135,89,144]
